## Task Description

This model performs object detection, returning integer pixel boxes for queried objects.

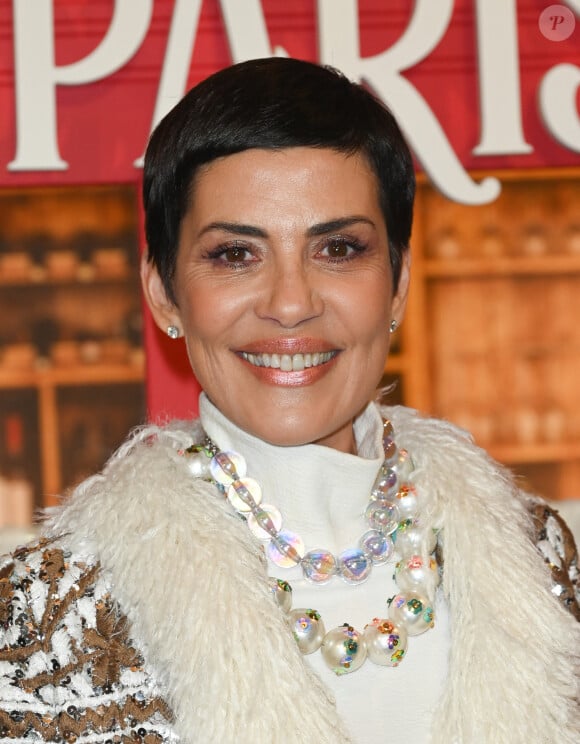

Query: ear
[140,252,180,333]
[391,249,411,326]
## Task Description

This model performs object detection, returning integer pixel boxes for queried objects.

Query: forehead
[187,147,384,228]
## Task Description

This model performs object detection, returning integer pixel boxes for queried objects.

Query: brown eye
[326,240,349,258]
[223,245,249,262]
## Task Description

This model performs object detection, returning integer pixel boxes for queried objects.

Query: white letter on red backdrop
[539,63,580,152]
[9,0,152,171]
[473,0,532,155]
[317,0,500,205]
[135,0,287,167]
[219,0,288,60]
[134,0,204,167]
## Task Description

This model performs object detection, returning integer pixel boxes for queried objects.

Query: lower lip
[238,354,339,387]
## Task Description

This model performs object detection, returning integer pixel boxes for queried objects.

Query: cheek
[344,278,392,339]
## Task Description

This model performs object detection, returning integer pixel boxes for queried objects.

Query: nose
[256,259,323,328]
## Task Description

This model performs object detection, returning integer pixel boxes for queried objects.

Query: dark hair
[143,57,415,301]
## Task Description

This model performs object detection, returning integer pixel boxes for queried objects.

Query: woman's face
[143,147,410,453]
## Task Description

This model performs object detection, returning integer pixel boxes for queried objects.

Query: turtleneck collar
[199,393,386,554]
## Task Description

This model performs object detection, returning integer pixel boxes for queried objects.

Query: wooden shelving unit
[0,185,145,514]
[386,168,580,500]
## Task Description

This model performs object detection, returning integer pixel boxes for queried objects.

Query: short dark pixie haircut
[143,57,415,302]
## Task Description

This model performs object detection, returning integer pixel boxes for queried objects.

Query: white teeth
[242,351,334,370]
[280,354,292,372]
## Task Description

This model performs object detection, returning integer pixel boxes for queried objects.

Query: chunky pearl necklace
[184,419,440,674]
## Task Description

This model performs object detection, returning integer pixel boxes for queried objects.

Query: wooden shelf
[0,362,144,390]
[488,442,580,465]
[423,255,580,278]
[0,271,133,287]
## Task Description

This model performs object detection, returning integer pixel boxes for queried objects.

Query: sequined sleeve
[528,501,580,621]
[0,539,176,741]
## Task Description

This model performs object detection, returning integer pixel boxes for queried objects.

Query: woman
[0,58,578,743]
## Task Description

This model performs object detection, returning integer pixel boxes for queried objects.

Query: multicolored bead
[337,548,372,584]
[363,618,408,666]
[288,609,326,654]
[388,592,435,635]
[301,549,337,583]
[321,624,367,675]
[359,529,394,565]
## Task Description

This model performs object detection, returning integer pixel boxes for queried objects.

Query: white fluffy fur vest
[46,405,579,743]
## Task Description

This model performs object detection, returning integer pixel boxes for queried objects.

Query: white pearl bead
[396,554,440,596]
[321,625,367,674]
[389,592,435,636]
[288,609,325,654]
[186,452,210,478]
[395,525,437,557]
[363,618,408,666]
[269,577,293,613]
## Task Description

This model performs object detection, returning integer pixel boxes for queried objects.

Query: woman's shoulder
[525,497,580,620]
[0,536,174,737]
[0,535,107,651]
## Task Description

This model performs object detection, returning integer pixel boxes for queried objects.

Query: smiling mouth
[240,351,337,371]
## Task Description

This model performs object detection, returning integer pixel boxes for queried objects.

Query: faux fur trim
[44,406,580,743]
[45,422,350,743]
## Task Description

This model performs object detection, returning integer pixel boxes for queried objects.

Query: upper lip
[237,337,339,355]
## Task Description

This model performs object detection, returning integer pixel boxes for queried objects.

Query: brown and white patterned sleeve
[527,500,580,622]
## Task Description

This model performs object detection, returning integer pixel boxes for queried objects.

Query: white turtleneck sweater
[200,394,450,742]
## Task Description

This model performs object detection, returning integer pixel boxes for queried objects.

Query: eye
[221,245,251,263]
[206,242,255,264]
[319,237,366,260]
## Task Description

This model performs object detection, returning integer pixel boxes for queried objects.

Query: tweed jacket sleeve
[527,500,580,622]
[0,538,176,742]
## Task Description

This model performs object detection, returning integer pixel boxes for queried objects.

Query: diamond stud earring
[167,325,180,339]
[389,320,398,334]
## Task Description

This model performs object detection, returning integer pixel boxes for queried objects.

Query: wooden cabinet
[385,168,580,501]
[0,185,145,513]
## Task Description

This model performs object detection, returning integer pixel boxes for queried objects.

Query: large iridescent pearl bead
[371,466,398,499]
[359,530,394,565]
[247,504,282,540]
[267,530,305,568]
[363,618,408,666]
[288,609,325,654]
[227,476,262,513]
[365,500,399,534]
[321,624,367,675]
[395,554,440,596]
[389,592,435,635]
[337,548,372,584]
[209,451,246,485]
[301,549,337,583]
[268,577,292,613]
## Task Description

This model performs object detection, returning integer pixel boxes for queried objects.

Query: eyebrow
[197,216,376,239]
